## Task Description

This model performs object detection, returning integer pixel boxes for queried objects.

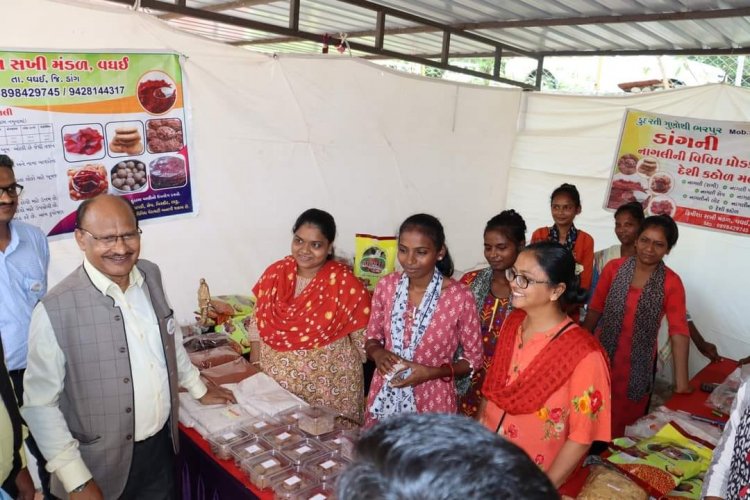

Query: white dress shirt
[703,377,750,498]
[21,257,206,493]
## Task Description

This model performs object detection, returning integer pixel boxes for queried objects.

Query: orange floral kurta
[480,317,611,470]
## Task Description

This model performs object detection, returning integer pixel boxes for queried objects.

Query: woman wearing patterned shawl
[457,209,526,418]
[531,184,595,314]
[364,214,482,427]
[251,209,371,423]
[583,215,692,438]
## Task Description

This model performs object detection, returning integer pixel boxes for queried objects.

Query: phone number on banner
[0,85,126,98]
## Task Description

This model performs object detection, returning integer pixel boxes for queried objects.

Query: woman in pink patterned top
[364,214,482,427]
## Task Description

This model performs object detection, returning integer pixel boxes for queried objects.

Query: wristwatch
[70,479,90,493]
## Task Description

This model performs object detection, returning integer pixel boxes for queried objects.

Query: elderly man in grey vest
[21,194,235,500]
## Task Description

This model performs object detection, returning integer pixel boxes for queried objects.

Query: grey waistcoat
[41,259,179,500]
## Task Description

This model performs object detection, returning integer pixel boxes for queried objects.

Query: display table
[558,358,738,497]
[179,425,273,500]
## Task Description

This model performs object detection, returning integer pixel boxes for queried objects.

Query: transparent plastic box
[241,449,292,489]
[269,465,321,499]
[280,438,329,465]
[207,427,251,460]
[317,429,358,461]
[275,405,308,426]
[239,416,280,436]
[297,406,336,436]
[229,436,274,465]
[301,451,351,483]
[261,424,307,449]
[289,483,335,500]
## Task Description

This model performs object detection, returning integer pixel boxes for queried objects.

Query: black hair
[0,154,13,170]
[76,195,139,229]
[399,213,454,277]
[550,183,581,208]
[292,208,336,260]
[614,201,645,223]
[524,241,588,304]
[639,214,679,250]
[337,413,558,500]
[485,209,527,247]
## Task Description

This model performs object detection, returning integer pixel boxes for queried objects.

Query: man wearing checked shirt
[0,154,50,498]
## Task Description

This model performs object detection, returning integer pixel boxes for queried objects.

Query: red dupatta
[482,309,606,415]
[252,256,371,351]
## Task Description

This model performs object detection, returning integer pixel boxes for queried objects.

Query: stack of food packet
[211,294,255,354]
[579,422,715,499]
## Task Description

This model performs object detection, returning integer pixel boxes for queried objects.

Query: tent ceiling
[105,0,750,87]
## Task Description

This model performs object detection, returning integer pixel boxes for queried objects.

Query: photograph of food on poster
[0,50,195,236]
[605,109,750,236]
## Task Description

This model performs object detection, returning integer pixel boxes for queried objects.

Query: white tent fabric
[509,86,750,374]
[0,0,521,321]
[1,0,748,377]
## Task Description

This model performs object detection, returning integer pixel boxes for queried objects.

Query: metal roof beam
[464,7,750,30]
[237,6,750,48]
[539,47,750,56]
[106,0,535,88]
[157,0,278,21]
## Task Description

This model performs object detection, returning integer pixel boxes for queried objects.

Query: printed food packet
[214,315,253,354]
[353,234,397,291]
[577,465,648,500]
[211,295,255,317]
[188,345,241,370]
[706,367,742,415]
[607,422,713,498]
[663,474,704,499]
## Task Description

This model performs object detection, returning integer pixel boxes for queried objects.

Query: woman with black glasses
[479,241,611,487]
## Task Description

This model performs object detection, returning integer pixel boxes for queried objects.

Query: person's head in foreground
[337,413,559,500]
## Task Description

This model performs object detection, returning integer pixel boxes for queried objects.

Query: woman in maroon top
[583,215,692,438]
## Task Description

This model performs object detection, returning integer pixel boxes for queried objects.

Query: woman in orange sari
[480,242,610,486]
[251,209,372,423]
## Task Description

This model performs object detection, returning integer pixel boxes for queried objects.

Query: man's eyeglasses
[77,227,142,247]
[505,268,552,289]
[0,183,23,198]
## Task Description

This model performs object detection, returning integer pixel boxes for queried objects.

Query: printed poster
[0,50,195,236]
[605,109,750,235]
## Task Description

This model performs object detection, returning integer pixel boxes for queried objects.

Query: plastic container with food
[280,438,329,466]
[275,405,308,426]
[229,436,274,465]
[289,483,335,500]
[261,425,307,449]
[301,451,351,483]
[241,449,293,489]
[317,429,358,460]
[269,465,321,499]
[207,427,251,460]
[297,406,336,436]
[239,416,280,436]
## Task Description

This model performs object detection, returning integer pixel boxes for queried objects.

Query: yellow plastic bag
[353,234,397,291]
